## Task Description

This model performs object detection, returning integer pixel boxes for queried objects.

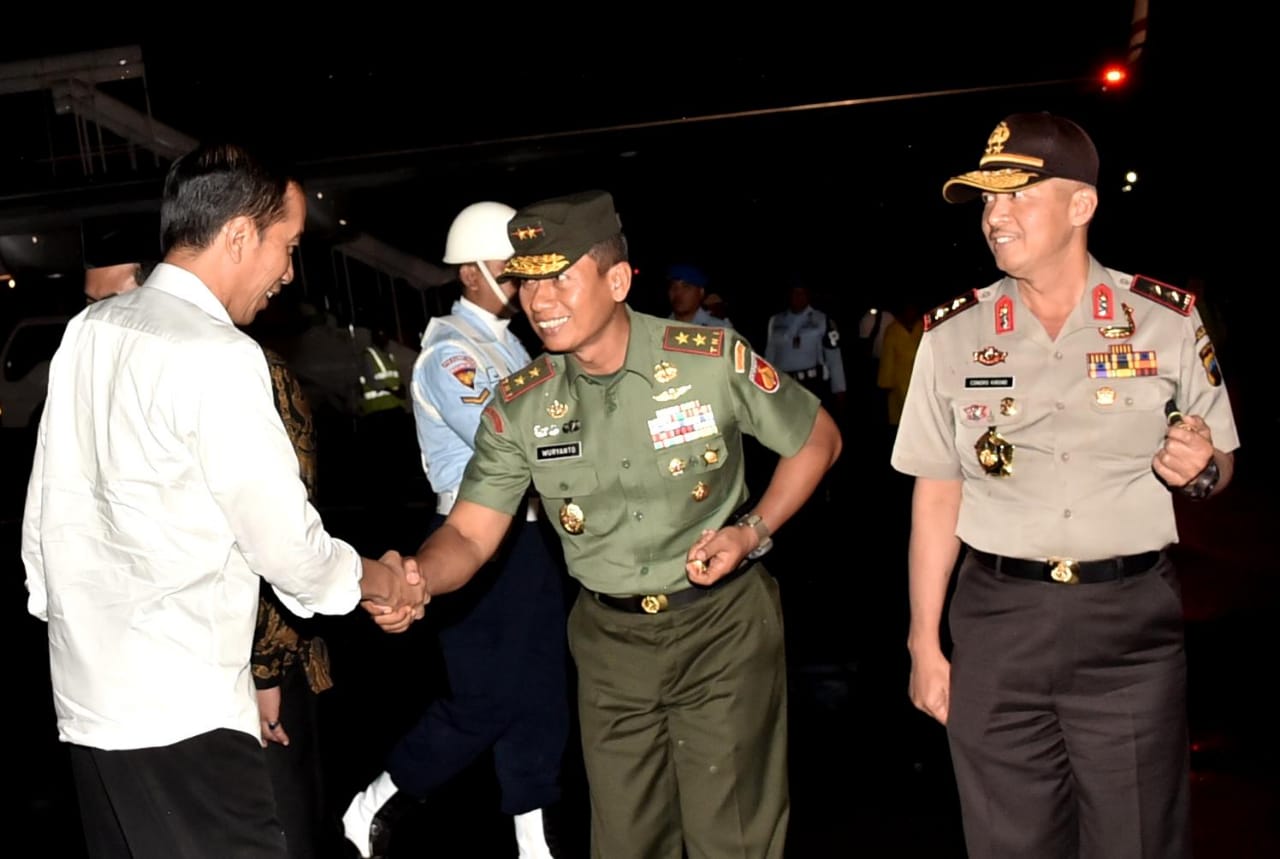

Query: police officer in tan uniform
[372,190,843,859]
[892,113,1239,858]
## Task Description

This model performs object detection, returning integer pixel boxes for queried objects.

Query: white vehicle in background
[0,316,69,431]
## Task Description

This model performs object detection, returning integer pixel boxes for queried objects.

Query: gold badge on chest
[975,427,1014,477]
[559,500,585,535]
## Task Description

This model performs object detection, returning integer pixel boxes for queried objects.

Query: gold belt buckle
[639,594,669,614]
[1048,557,1080,585]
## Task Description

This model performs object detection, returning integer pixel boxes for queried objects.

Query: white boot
[514,808,556,859]
[342,771,399,858]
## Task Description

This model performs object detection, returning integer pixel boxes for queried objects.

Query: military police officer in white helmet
[343,202,570,859]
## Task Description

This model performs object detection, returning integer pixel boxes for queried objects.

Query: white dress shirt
[21,263,362,750]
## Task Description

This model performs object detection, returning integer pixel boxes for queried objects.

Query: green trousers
[568,565,789,859]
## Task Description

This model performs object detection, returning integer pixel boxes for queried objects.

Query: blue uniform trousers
[386,513,570,815]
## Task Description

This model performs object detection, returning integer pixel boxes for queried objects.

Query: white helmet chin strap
[478,262,515,311]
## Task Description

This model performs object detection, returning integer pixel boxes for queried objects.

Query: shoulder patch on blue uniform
[922,290,979,332]
[499,355,555,403]
[663,325,725,357]
[1130,275,1195,316]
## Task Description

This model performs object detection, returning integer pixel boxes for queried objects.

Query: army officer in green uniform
[379,190,842,858]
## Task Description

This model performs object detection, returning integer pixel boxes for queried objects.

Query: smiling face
[224,182,306,325]
[981,179,1096,280]
[518,252,631,369]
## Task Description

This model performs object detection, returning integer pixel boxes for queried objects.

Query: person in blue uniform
[666,263,734,329]
[343,201,569,859]
[764,281,845,411]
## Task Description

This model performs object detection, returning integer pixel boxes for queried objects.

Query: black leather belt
[970,549,1162,585]
[593,563,754,614]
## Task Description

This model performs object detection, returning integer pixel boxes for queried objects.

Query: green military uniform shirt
[891,256,1240,560]
[459,309,820,595]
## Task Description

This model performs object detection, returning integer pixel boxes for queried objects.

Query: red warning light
[1102,65,1128,87]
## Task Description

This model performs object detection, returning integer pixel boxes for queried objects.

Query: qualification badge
[654,361,678,383]
[691,481,711,501]
[559,500,585,534]
[975,427,1014,477]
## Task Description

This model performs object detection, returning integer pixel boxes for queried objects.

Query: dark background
[3,8,1277,857]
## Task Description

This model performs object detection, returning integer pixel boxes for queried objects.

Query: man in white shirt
[21,141,425,859]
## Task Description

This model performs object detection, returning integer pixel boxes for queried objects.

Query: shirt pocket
[655,437,727,483]
[1086,379,1172,455]
[530,463,600,501]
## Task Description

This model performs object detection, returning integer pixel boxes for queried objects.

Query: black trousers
[70,728,288,859]
[386,513,569,815]
[262,667,327,859]
[947,551,1191,859]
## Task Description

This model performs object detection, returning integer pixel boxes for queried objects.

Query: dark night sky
[0,7,1256,333]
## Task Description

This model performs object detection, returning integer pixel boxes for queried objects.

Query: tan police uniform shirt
[459,309,820,595]
[891,256,1239,561]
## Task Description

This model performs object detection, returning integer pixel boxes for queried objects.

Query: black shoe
[368,792,421,859]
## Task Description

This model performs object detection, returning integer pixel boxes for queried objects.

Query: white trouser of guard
[514,808,554,859]
[438,490,540,522]
[342,770,398,858]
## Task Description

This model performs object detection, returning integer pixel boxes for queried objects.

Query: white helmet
[443,201,516,264]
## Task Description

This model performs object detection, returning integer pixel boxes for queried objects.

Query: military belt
[593,562,754,614]
[971,549,1162,585]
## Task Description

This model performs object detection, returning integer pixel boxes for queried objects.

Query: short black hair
[587,233,629,275]
[160,142,297,254]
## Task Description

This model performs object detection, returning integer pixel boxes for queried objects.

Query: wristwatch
[1178,458,1221,500]
[736,513,774,560]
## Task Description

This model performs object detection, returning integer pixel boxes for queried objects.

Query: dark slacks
[947,551,1191,859]
[262,666,327,859]
[70,727,288,859]
[387,513,569,815]
[569,564,789,859]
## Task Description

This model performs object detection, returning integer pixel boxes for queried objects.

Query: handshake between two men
[358,551,429,634]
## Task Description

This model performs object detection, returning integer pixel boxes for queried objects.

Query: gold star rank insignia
[499,355,556,402]
[663,325,725,357]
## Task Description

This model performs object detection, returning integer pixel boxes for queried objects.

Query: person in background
[764,280,845,413]
[893,112,1240,859]
[666,263,733,328]
[876,299,923,432]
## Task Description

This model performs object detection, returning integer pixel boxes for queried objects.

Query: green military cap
[503,190,622,280]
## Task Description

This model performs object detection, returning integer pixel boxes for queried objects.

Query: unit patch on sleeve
[499,356,556,402]
[748,354,780,393]
[922,290,979,332]
[443,354,478,388]
[1199,341,1223,386]
[662,325,724,357]
[1130,275,1195,316]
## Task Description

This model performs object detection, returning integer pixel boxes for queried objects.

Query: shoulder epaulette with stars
[499,355,556,403]
[1130,275,1195,316]
[922,290,979,332]
[662,325,725,357]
